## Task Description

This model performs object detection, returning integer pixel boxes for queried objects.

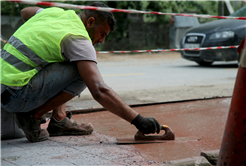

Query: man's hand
[131,114,161,134]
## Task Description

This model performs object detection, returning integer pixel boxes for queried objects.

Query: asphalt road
[67,52,238,109]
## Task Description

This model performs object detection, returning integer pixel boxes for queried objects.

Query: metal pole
[218,1,224,16]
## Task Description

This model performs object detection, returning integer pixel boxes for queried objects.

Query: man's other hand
[131,114,161,134]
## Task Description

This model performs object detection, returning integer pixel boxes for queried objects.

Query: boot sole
[26,133,49,143]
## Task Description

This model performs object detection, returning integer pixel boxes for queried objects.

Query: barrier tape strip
[1,38,8,44]
[5,0,246,20]
[1,38,238,54]
[95,46,239,53]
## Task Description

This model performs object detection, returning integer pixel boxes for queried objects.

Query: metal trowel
[116,125,175,144]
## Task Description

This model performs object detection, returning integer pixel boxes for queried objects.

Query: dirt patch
[68,83,234,110]
[97,51,181,62]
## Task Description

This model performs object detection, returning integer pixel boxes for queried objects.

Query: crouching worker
[1,2,161,142]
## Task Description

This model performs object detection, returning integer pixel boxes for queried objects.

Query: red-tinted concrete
[72,97,231,162]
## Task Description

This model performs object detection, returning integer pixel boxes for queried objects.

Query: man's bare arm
[76,60,139,123]
[21,7,41,22]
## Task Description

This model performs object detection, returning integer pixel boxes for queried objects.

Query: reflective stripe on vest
[1,49,43,72]
[1,49,33,72]
[8,36,49,67]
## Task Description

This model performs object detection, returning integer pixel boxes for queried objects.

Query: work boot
[47,111,93,136]
[14,112,49,142]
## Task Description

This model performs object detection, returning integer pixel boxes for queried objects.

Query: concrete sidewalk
[2,132,156,165]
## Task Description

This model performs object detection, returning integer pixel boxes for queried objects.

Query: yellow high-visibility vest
[1,7,91,86]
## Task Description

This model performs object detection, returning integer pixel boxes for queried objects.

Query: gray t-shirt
[61,34,97,63]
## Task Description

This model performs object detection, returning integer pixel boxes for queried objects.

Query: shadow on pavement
[176,62,238,69]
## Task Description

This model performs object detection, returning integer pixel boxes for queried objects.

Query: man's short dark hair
[84,2,116,32]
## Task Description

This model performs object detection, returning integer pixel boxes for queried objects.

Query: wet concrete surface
[72,97,231,163]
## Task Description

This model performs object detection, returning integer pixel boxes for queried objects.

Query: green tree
[1,1,38,15]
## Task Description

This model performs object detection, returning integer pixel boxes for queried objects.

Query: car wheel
[196,61,213,66]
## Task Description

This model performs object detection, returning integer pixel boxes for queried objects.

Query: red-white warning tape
[1,38,238,54]
[1,38,8,44]
[96,46,239,54]
[5,0,246,20]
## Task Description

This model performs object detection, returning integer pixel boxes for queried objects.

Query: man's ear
[87,17,96,28]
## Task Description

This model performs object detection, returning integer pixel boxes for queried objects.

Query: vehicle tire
[196,61,213,66]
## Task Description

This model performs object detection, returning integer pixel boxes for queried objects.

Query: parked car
[180,5,246,66]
